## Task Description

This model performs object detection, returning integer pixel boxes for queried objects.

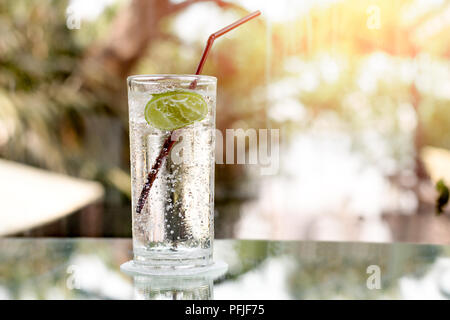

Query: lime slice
[144,90,208,130]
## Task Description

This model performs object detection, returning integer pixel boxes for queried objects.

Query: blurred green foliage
[0,0,119,175]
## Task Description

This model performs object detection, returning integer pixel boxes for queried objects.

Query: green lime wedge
[144,90,208,130]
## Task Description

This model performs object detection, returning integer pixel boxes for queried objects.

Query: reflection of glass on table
[133,275,213,300]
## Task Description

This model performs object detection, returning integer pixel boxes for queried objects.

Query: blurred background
[1,0,450,243]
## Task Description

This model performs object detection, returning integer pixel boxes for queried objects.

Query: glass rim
[127,74,217,84]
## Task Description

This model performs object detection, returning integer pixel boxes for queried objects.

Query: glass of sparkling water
[127,75,216,269]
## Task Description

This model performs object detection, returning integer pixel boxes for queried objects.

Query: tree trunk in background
[87,0,170,79]
[75,0,175,114]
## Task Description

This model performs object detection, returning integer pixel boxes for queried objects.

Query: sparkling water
[128,75,216,268]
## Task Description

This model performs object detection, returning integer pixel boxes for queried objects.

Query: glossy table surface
[1,238,450,300]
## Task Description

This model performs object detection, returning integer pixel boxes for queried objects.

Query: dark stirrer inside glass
[135,10,261,214]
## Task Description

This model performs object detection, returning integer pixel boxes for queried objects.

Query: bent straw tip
[247,10,261,19]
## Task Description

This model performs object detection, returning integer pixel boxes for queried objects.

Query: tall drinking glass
[127,75,216,269]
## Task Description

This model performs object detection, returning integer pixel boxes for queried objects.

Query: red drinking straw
[136,10,261,214]
[195,10,261,75]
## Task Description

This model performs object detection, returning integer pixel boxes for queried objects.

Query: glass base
[120,260,228,277]
[133,247,212,268]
